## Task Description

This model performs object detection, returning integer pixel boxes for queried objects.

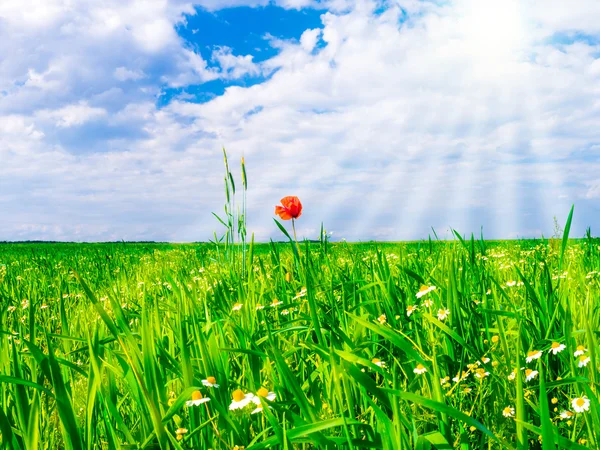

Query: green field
[1,234,599,449]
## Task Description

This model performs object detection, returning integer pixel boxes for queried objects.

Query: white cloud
[1,0,599,241]
[36,101,107,127]
[114,67,147,81]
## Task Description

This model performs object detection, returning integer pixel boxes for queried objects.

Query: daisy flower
[202,376,219,388]
[572,396,590,413]
[251,387,276,414]
[549,342,566,355]
[416,285,436,298]
[256,304,265,310]
[574,345,587,357]
[413,364,427,375]
[578,355,591,368]
[281,309,290,315]
[270,299,283,308]
[229,389,255,411]
[422,298,434,308]
[481,357,490,364]
[232,303,243,311]
[559,410,574,420]
[440,376,450,385]
[186,390,211,407]
[506,281,516,287]
[526,350,542,363]
[502,406,515,417]
[508,369,517,380]
[406,305,418,317]
[437,309,450,321]
[525,369,538,382]
[371,358,386,368]
[377,314,387,325]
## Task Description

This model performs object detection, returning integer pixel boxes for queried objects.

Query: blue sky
[0,0,599,242]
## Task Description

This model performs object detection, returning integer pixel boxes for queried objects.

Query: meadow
[1,224,599,449]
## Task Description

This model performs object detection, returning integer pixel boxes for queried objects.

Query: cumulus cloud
[1,0,599,241]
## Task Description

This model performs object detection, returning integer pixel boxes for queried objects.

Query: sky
[0,0,599,242]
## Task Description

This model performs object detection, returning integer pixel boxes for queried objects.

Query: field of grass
[1,231,599,449]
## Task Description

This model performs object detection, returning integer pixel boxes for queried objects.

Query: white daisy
[201,376,220,388]
[502,406,515,417]
[251,387,276,414]
[186,390,211,407]
[416,285,436,299]
[572,396,590,413]
[578,355,591,368]
[525,369,538,382]
[548,342,566,355]
[406,305,418,317]
[413,364,427,375]
[229,389,256,411]
[574,345,587,357]
[437,308,450,321]
[526,350,542,363]
[232,303,243,311]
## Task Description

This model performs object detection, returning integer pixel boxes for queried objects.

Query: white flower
[549,342,566,355]
[270,299,283,308]
[229,390,256,411]
[502,406,515,417]
[526,350,542,363]
[372,358,386,368]
[186,391,211,407]
[525,369,538,382]
[416,285,436,298]
[292,288,307,300]
[406,305,418,317]
[578,355,591,368]
[481,357,490,364]
[574,345,587,357]
[560,410,574,420]
[377,314,386,325]
[256,304,265,310]
[422,299,434,308]
[508,370,516,381]
[201,377,220,388]
[437,308,450,321]
[413,364,427,375]
[572,396,590,413]
[251,388,276,414]
[232,303,243,311]
[281,309,290,316]
[506,281,516,287]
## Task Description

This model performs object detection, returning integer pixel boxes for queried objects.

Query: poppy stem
[292,218,298,243]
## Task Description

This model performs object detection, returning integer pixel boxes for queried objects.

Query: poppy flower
[275,196,302,220]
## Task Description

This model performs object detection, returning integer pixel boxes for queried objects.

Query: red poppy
[275,196,302,220]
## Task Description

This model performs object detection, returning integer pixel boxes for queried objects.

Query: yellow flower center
[576,398,585,407]
[257,387,269,398]
[551,342,560,349]
[525,369,533,376]
[577,345,585,351]
[419,285,428,292]
[416,364,424,370]
[207,376,217,385]
[191,390,202,401]
[372,358,381,364]
[527,350,539,357]
[580,355,588,362]
[232,389,245,402]
[503,407,511,414]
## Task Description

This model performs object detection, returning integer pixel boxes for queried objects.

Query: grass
[0,228,599,449]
